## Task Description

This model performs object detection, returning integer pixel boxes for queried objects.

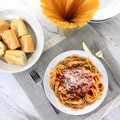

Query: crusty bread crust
[11,18,28,38]
[20,34,35,53]
[5,50,27,65]
[2,30,20,50]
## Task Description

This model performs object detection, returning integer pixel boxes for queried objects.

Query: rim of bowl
[0,9,44,73]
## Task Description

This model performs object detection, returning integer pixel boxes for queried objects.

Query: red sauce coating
[56,68,93,98]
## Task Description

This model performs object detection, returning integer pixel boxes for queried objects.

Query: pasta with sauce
[49,54,104,110]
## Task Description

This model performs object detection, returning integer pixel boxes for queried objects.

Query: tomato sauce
[56,68,93,98]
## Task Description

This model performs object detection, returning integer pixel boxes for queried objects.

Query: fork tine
[95,45,99,52]
[33,71,41,81]
[91,43,99,54]
[30,71,34,77]
[91,44,96,53]
[33,70,41,79]
[30,70,34,76]
[91,44,95,54]
[30,70,36,77]
[30,70,39,81]
[33,71,40,79]
[30,71,36,81]
[96,42,101,50]
[29,70,59,114]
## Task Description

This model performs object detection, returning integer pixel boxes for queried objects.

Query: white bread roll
[10,19,18,37]
[20,34,35,53]
[5,50,27,65]
[0,21,10,39]
[2,30,20,50]
[0,41,7,57]
[18,18,28,37]
[11,18,28,38]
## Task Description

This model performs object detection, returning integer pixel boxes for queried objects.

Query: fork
[91,43,120,90]
[29,70,59,114]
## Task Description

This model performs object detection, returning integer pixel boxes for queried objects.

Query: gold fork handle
[102,57,120,89]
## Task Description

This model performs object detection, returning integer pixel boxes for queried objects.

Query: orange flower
[40,0,99,28]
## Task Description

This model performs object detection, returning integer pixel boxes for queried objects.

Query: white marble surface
[0,0,120,120]
[0,72,40,120]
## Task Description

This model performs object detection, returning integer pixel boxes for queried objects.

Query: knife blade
[82,42,92,54]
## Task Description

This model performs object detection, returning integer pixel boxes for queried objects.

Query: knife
[82,42,92,54]
[82,42,113,91]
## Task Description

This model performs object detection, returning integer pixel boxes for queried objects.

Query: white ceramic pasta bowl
[44,50,108,115]
[0,9,44,73]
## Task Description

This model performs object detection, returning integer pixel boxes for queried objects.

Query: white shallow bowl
[93,0,120,21]
[44,50,108,115]
[0,9,44,73]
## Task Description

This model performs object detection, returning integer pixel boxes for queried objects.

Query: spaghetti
[49,54,104,110]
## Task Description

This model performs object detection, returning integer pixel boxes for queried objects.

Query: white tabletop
[0,72,41,120]
[0,0,120,120]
